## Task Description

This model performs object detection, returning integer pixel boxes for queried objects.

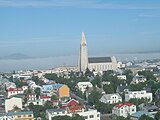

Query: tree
[138,70,156,81]
[91,75,101,88]
[103,84,115,94]
[51,95,58,100]
[155,111,160,120]
[139,114,154,120]
[44,101,53,110]
[51,114,85,120]
[88,88,101,106]
[85,68,94,77]
[35,87,41,97]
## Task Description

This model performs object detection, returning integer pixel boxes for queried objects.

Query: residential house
[42,84,70,98]
[116,84,129,94]
[131,75,147,84]
[77,82,93,94]
[131,111,154,120]
[0,111,34,120]
[117,75,127,80]
[100,93,122,104]
[40,96,51,105]
[46,108,100,120]
[125,90,152,102]
[64,99,85,113]
[138,103,159,115]
[5,97,22,112]
[7,88,24,98]
[112,103,136,118]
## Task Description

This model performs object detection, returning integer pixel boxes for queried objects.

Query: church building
[78,32,117,72]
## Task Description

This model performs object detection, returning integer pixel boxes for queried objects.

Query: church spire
[78,32,88,72]
[81,32,87,45]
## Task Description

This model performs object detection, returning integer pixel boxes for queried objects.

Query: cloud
[0,0,160,9]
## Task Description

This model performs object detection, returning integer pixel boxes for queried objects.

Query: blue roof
[3,111,34,116]
[42,84,64,91]
[131,111,154,118]
[46,108,66,113]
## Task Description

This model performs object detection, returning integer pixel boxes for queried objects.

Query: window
[84,116,88,119]
[17,115,21,118]
[28,115,32,117]
[97,114,100,117]
[132,109,135,111]
[90,115,94,118]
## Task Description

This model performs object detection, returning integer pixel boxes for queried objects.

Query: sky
[0,0,160,58]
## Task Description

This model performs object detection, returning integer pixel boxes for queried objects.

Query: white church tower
[79,32,88,72]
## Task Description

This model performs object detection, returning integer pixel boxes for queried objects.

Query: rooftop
[88,57,112,63]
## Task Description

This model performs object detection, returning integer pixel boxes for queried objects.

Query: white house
[125,90,152,102]
[46,108,100,120]
[100,93,122,104]
[77,82,93,93]
[40,96,51,105]
[7,88,24,98]
[112,103,136,118]
[117,75,127,80]
[5,97,22,112]
[27,94,51,106]
[131,75,147,84]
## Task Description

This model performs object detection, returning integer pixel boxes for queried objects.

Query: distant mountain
[1,53,33,60]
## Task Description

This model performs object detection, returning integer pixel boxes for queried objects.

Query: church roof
[88,57,112,63]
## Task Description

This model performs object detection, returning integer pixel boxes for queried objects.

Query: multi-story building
[0,111,34,120]
[46,108,100,120]
[100,93,122,104]
[42,84,70,99]
[125,90,152,102]
[7,88,24,98]
[77,82,93,93]
[112,103,136,118]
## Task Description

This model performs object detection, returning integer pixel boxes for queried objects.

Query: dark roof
[88,57,112,63]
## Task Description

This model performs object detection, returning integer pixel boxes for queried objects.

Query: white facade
[78,109,100,120]
[125,90,152,102]
[112,103,136,118]
[77,82,93,93]
[7,88,24,98]
[100,93,122,104]
[79,32,88,72]
[88,56,117,72]
[131,75,147,84]
[117,75,127,80]
[46,109,100,120]
[5,97,22,112]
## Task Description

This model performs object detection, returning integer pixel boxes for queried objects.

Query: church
[78,32,117,72]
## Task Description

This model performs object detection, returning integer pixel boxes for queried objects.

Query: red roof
[51,100,58,103]
[68,105,84,112]
[8,88,23,92]
[67,99,79,107]
[40,96,51,99]
[115,103,134,108]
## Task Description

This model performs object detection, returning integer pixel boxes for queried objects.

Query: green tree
[35,87,41,97]
[44,101,53,110]
[88,88,101,106]
[103,84,115,94]
[155,111,160,120]
[85,68,94,77]
[51,95,58,100]
[51,114,85,120]
[138,70,156,81]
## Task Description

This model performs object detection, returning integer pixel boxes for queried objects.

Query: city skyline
[0,0,160,58]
